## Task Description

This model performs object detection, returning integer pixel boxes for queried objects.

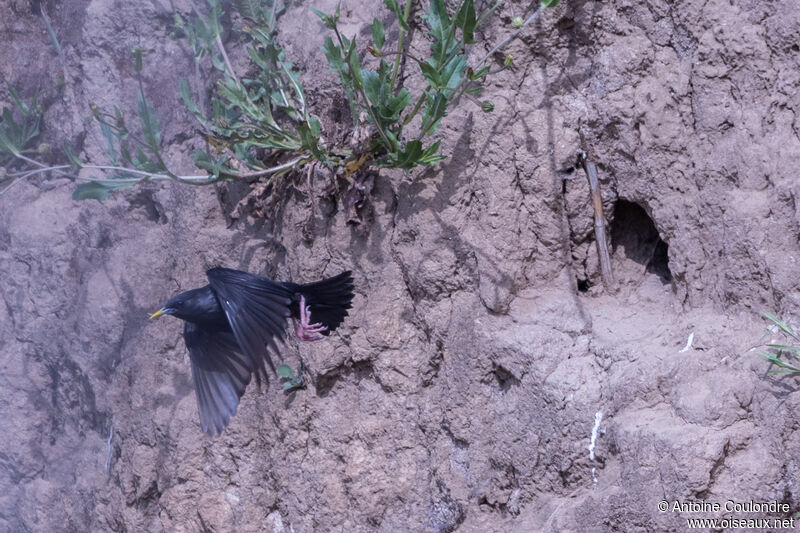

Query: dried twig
[578,151,615,291]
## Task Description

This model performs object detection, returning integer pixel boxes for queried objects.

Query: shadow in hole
[610,200,672,284]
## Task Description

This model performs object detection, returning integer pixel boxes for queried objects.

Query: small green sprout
[277,363,306,392]
[760,312,800,374]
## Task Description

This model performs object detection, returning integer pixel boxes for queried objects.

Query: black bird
[150,267,354,435]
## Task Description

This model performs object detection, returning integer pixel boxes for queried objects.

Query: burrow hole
[610,200,672,283]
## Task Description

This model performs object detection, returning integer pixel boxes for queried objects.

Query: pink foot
[295,295,328,341]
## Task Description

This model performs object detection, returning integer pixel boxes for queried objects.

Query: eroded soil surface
[2,0,800,531]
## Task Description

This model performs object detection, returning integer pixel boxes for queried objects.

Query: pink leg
[295,295,328,341]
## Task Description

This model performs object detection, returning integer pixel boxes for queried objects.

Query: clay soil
[2,0,800,532]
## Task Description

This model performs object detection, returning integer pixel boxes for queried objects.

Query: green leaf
[311,2,340,30]
[345,38,364,89]
[193,150,228,177]
[363,71,382,106]
[420,54,466,136]
[277,363,294,378]
[7,85,30,115]
[137,91,161,151]
[321,37,359,126]
[464,85,483,96]
[419,140,444,165]
[235,0,260,20]
[541,0,561,7]
[307,114,322,137]
[98,121,118,165]
[63,141,83,169]
[425,0,453,65]
[322,37,345,73]
[469,66,490,81]
[383,139,443,169]
[765,344,800,352]
[764,312,800,342]
[362,67,411,132]
[179,78,210,128]
[420,61,443,87]
[455,0,477,44]
[297,116,326,161]
[132,47,143,73]
[235,0,284,22]
[0,88,41,159]
[383,0,409,31]
[0,128,20,156]
[394,139,422,169]
[371,18,385,51]
[72,180,136,202]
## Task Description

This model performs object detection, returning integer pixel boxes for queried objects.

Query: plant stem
[0,177,23,197]
[403,93,427,126]
[12,153,218,185]
[475,5,541,69]
[229,157,309,179]
[377,49,427,68]
[390,0,414,90]
[216,34,241,87]
[333,28,396,152]
[450,5,543,106]
[475,0,506,29]
[216,32,263,123]
[356,86,395,152]
[40,4,62,55]
[578,150,615,291]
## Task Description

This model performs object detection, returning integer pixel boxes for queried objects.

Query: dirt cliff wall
[2,0,799,531]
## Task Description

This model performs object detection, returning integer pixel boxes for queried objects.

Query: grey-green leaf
[371,18,385,51]
[383,0,409,31]
[455,0,477,44]
[72,180,135,202]
[277,363,295,378]
[63,141,83,169]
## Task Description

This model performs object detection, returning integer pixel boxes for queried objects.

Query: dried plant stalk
[578,151,615,291]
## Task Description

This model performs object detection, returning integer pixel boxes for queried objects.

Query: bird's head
[150,288,213,321]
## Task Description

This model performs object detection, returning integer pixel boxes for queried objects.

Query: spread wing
[184,321,252,435]
[206,267,293,380]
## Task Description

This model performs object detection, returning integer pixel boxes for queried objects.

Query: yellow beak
[149,309,166,319]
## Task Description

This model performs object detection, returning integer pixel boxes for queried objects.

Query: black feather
[207,267,293,381]
[184,322,250,435]
[159,268,355,435]
[282,270,355,335]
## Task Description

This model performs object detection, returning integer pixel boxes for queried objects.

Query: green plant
[313,0,560,170]
[0,86,42,166]
[177,0,326,178]
[760,312,800,374]
[0,56,218,201]
[277,362,305,391]
[1,0,562,203]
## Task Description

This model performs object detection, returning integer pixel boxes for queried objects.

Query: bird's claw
[296,295,328,341]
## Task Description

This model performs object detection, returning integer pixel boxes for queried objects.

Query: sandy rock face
[2,0,800,532]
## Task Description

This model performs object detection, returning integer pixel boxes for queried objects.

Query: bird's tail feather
[295,271,355,334]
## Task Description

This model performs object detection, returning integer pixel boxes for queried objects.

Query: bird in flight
[149,267,354,435]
